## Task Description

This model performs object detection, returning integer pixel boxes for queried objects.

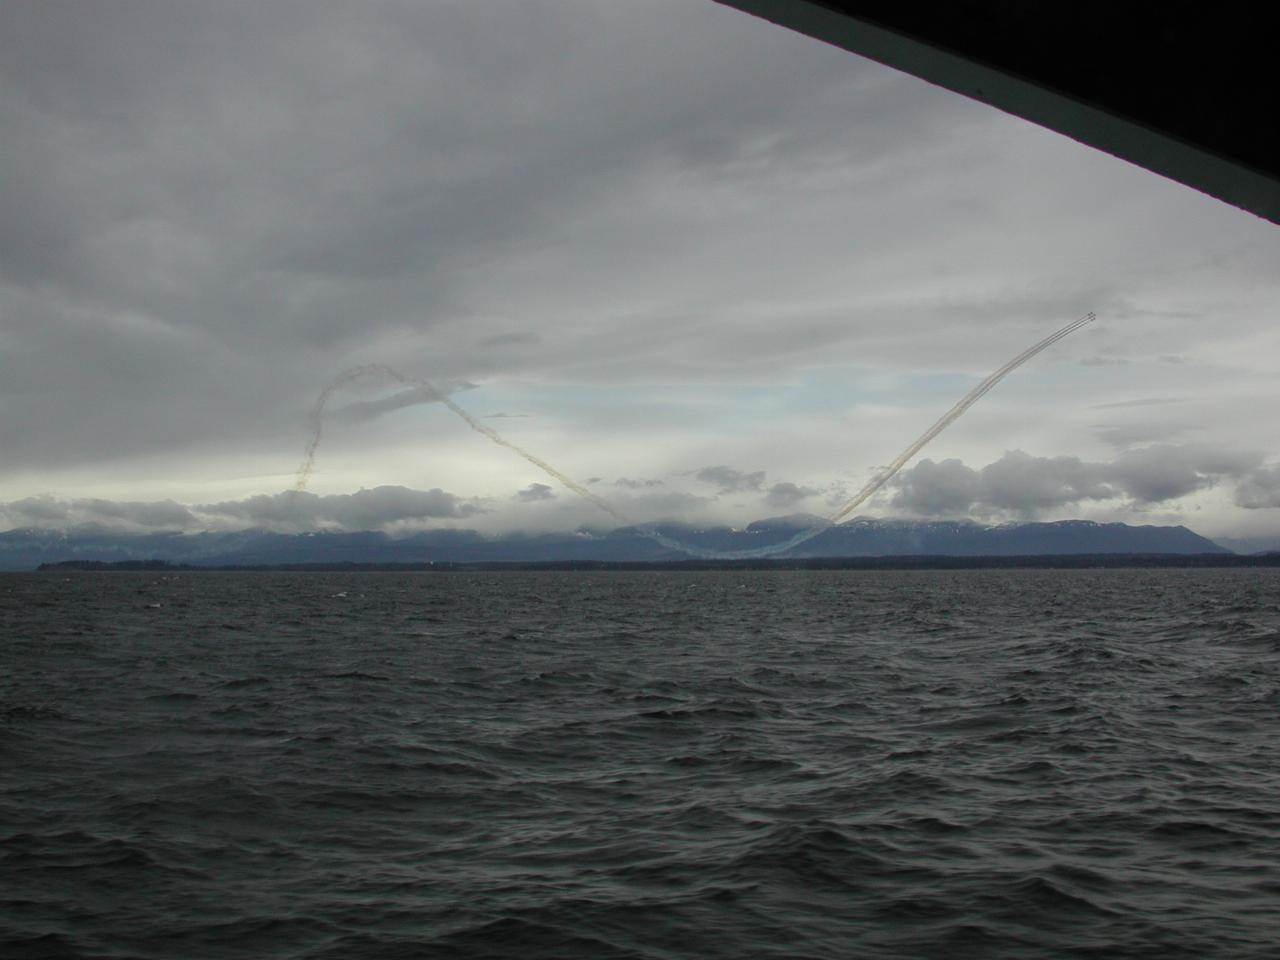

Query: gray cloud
[1092,397,1188,410]
[888,459,983,515]
[0,495,199,534]
[475,485,717,536]
[696,465,766,494]
[480,332,541,349]
[891,446,1263,517]
[763,481,820,508]
[329,381,473,423]
[515,483,556,502]
[980,451,1117,512]
[0,0,975,476]
[613,477,664,489]
[1233,466,1280,509]
[1108,445,1261,504]
[0,485,482,534]
[200,487,482,532]
[1094,421,1187,447]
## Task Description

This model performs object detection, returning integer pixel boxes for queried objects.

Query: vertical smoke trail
[295,312,1093,558]
[293,364,638,527]
[293,365,437,491]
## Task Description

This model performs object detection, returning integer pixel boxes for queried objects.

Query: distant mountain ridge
[0,516,1230,570]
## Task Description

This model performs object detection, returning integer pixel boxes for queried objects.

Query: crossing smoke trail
[710,311,1098,559]
[295,313,1094,558]
[292,364,638,528]
[293,366,442,492]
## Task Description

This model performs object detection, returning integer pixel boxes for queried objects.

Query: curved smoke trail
[831,312,1095,523]
[699,311,1098,559]
[295,313,1094,558]
[293,365,438,491]
[293,363,637,527]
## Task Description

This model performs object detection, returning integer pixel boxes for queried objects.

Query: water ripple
[2,568,1279,958]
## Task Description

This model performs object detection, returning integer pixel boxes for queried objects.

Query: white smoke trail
[432,392,637,528]
[623,311,1096,559]
[293,363,637,527]
[295,313,1093,558]
[829,311,1096,523]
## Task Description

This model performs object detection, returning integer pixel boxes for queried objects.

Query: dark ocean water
[2,569,1279,959]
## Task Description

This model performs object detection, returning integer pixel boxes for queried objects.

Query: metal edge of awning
[714,0,1280,225]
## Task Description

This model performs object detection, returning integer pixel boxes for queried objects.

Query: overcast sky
[3,1,1279,546]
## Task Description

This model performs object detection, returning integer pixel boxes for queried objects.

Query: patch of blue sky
[355,348,1098,455]
[428,367,993,433]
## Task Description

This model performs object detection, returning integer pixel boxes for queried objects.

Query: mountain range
[0,515,1232,570]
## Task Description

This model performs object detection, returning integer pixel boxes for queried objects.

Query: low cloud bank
[1,486,483,535]
[6,445,1280,536]
[891,445,1270,517]
[1,496,201,534]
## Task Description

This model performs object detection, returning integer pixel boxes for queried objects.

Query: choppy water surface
[3,569,1279,958]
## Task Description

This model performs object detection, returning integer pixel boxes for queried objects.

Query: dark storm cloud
[696,466,766,494]
[890,446,1263,517]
